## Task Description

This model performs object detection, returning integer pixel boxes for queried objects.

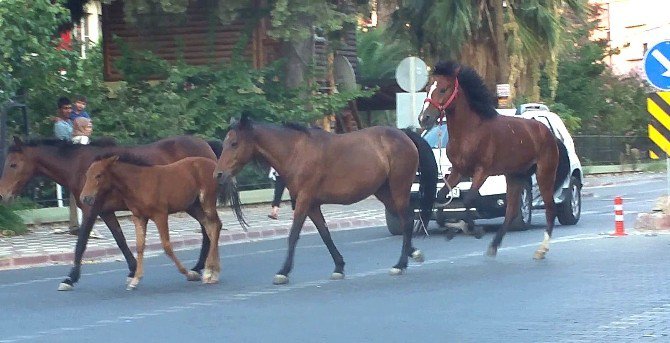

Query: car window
[422,124,449,148]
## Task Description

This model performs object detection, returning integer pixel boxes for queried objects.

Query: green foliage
[540,6,649,136]
[356,27,416,83]
[0,205,27,236]
[0,0,77,103]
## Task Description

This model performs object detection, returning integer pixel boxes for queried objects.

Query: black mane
[434,61,499,119]
[8,137,117,153]
[94,152,153,166]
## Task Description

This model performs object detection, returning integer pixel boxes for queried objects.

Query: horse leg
[185,205,212,281]
[58,207,100,291]
[274,200,309,285]
[153,214,189,279]
[436,170,462,207]
[128,216,148,290]
[487,177,523,257]
[375,186,423,275]
[534,165,558,260]
[463,168,488,239]
[307,206,345,280]
[201,201,222,284]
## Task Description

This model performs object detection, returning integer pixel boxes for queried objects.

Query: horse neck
[252,125,306,179]
[30,146,85,189]
[107,164,146,206]
[446,94,483,141]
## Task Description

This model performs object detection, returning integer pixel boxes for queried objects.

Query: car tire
[557,176,581,225]
[510,181,532,230]
[385,208,411,235]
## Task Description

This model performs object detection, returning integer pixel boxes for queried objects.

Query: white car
[407,106,583,232]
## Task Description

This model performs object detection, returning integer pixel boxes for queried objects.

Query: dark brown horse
[81,155,223,289]
[214,113,437,285]
[0,136,223,290]
[418,61,569,259]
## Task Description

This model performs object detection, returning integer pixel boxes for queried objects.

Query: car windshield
[422,124,449,148]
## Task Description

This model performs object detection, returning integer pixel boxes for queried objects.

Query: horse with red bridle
[419,61,569,259]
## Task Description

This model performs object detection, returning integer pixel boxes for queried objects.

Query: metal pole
[410,57,416,128]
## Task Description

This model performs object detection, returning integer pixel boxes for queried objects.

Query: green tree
[356,26,416,84]
[386,0,585,100]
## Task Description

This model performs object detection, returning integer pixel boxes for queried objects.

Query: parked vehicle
[393,105,583,235]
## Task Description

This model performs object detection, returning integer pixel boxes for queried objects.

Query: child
[70,95,92,144]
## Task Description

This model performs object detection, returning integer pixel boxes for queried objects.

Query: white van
[402,106,583,233]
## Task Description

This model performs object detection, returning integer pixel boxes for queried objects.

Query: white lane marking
[0,233,616,343]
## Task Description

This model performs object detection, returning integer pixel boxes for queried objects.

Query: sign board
[395,57,429,93]
[643,40,670,91]
[396,92,426,129]
[647,92,670,159]
[334,55,357,92]
[496,84,511,97]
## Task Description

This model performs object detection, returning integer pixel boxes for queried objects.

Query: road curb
[0,217,387,271]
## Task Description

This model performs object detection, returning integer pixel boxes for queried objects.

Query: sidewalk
[0,197,388,271]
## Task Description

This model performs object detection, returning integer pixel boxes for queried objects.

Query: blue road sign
[644,40,670,90]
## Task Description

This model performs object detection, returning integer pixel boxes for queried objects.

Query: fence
[572,135,653,166]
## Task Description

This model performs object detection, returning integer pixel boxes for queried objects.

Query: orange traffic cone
[610,196,627,236]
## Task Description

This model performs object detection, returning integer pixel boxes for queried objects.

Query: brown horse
[214,113,437,285]
[81,154,223,290]
[418,61,569,259]
[0,136,223,291]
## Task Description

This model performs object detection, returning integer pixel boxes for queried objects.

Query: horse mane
[434,61,499,119]
[8,137,117,152]
[282,122,310,134]
[94,152,154,166]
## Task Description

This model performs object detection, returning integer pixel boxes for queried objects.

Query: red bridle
[423,77,459,120]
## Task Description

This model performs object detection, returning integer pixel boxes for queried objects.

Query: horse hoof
[411,250,425,263]
[126,277,133,286]
[330,272,345,280]
[126,278,140,290]
[57,282,73,291]
[533,251,546,260]
[486,246,498,257]
[389,267,405,276]
[273,274,289,285]
[187,270,202,282]
[202,270,219,284]
[444,229,455,241]
[473,227,485,239]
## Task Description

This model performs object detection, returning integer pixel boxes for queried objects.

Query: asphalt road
[0,173,669,343]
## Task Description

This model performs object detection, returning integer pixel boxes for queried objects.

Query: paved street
[0,172,668,342]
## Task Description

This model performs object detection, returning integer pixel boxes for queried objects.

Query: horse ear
[107,155,120,164]
[12,136,23,147]
[238,111,253,130]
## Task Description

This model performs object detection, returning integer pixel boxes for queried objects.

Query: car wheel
[557,176,581,225]
[510,181,532,230]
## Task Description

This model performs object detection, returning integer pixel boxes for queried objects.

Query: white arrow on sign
[652,49,670,77]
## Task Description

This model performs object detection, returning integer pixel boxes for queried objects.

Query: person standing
[52,97,102,238]
[267,167,296,219]
[54,97,73,140]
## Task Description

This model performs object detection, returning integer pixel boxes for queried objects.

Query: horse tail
[207,140,223,158]
[219,178,249,231]
[554,139,570,192]
[402,129,438,226]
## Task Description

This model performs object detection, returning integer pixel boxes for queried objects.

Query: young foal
[81,155,223,290]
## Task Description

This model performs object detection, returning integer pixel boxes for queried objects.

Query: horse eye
[9,163,16,168]
[231,141,238,148]
[95,174,101,180]
[439,88,447,94]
